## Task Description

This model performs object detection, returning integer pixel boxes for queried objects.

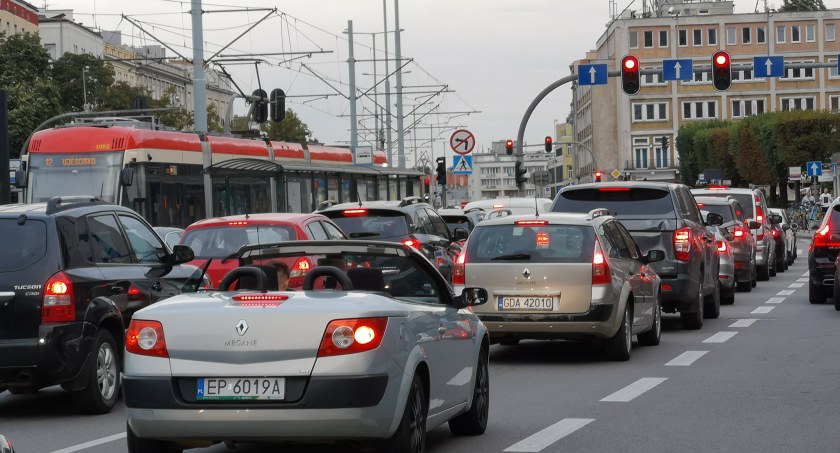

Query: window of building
[742,27,751,44]
[792,25,801,42]
[731,99,766,118]
[830,95,840,111]
[632,102,668,122]
[757,26,766,44]
[655,145,669,168]
[782,61,815,80]
[642,69,665,86]
[708,28,717,45]
[830,59,840,78]
[776,25,786,43]
[629,31,638,48]
[682,100,717,120]
[633,137,649,170]
[806,24,815,42]
[682,71,711,85]
[727,27,737,45]
[644,30,653,48]
[659,30,668,47]
[827,23,836,42]
[733,68,764,82]
[679,29,688,47]
[780,96,815,111]
[693,29,702,46]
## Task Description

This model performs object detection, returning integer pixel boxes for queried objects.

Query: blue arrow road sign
[662,59,693,81]
[578,64,608,85]
[807,161,823,177]
[452,155,473,175]
[754,56,784,78]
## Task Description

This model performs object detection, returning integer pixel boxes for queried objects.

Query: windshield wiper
[349,232,381,238]
[491,252,531,261]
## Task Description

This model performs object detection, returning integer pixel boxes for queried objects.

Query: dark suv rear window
[0,219,47,272]
[553,188,675,217]
[327,209,409,240]
[465,224,595,263]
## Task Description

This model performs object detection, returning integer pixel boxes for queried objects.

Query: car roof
[320,199,432,212]
[475,212,605,227]
[692,187,759,194]
[693,195,736,205]
[438,208,466,216]
[560,181,680,191]
[0,199,136,217]
[185,213,328,230]
[463,198,552,211]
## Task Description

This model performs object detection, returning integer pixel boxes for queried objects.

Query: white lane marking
[797,278,809,283]
[600,377,667,402]
[665,351,708,366]
[788,283,804,288]
[777,290,795,296]
[50,433,127,453]
[803,272,810,277]
[752,306,775,314]
[703,331,739,343]
[730,318,758,328]
[504,418,595,452]
[766,297,785,304]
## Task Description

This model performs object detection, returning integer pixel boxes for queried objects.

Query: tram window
[306,222,329,240]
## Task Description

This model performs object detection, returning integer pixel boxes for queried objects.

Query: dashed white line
[665,351,708,366]
[777,290,795,296]
[766,297,785,304]
[49,433,126,453]
[802,272,810,277]
[504,418,595,452]
[600,377,667,402]
[788,283,804,288]
[703,331,739,343]
[752,306,775,314]
[730,318,758,328]
[797,278,809,283]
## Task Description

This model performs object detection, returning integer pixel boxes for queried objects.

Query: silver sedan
[124,241,490,453]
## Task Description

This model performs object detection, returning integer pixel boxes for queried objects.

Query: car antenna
[534,191,540,217]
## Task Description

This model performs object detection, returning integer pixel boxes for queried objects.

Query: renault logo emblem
[235,320,249,336]
[522,268,531,279]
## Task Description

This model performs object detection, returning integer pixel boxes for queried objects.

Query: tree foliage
[777,0,826,11]
[51,53,114,112]
[260,109,312,143]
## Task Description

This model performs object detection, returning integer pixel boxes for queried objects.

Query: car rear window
[465,224,595,263]
[0,218,47,272]
[327,209,409,240]
[697,204,734,222]
[695,192,754,218]
[180,225,295,258]
[552,188,675,217]
[441,215,471,235]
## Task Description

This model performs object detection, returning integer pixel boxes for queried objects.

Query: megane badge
[522,268,531,279]
[235,320,249,336]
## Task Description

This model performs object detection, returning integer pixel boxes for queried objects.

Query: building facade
[572,1,840,183]
[39,11,103,59]
[0,0,37,36]
[468,140,551,201]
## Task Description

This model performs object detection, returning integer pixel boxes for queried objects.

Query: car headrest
[346,267,386,292]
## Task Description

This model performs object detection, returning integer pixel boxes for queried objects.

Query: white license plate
[197,377,285,401]
[497,296,555,311]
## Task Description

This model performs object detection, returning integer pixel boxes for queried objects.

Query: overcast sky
[45,0,840,166]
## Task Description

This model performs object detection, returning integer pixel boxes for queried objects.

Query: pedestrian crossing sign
[453,155,473,174]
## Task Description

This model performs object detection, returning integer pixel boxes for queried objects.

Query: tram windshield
[28,152,123,204]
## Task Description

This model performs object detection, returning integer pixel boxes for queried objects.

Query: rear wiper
[491,252,531,260]
[349,232,381,238]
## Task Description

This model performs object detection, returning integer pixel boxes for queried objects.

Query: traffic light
[661,136,669,153]
[251,89,268,123]
[544,136,553,153]
[270,88,286,122]
[514,160,527,187]
[594,170,602,183]
[712,51,732,91]
[620,55,640,95]
[435,157,446,186]
[424,177,430,194]
[505,139,514,155]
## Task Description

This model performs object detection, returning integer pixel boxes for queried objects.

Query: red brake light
[771,229,780,238]
[232,294,289,306]
[288,256,312,288]
[674,227,691,261]
[227,221,249,226]
[733,225,745,238]
[592,239,611,285]
[696,203,705,208]
[42,272,75,323]
[318,318,388,357]
[813,224,840,248]
[402,239,422,250]
[343,209,368,216]
[707,185,728,190]
[717,240,728,253]
[493,204,504,209]
[126,320,168,358]
[453,251,467,285]
[598,187,630,192]
[514,220,548,226]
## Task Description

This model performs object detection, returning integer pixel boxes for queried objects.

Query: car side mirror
[120,167,135,187]
[171,245,195,265]
[642,249,666,264]
[454,227,469,241]
[705,212,724,226]
[454,287,489,308]
[748,220,761,230]
[13,169,26,188]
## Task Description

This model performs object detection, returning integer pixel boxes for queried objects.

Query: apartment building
[468,140,552,200]
[0,0,37,36]
[572,1,840,183]
[546,122,575,197]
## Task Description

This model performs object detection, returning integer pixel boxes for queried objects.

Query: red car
[178,213,346,288]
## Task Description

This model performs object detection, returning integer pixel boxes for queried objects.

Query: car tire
[605,302,632,361]
[637,294,661,346]
[809,279,826,305]
[721,286,736,305]
[126,423,182,453]
[736,276,751,292]
[71,330,120,414]
[680,278,704,330]
[449,349,489,436]
[379,374,427,453]
[704,282,721,319]
[757,263,770,281]
[769,255,777,277]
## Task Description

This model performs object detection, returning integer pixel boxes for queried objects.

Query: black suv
[809,198,840,305]
[0,196,198,413]
[318,197,466,280]
[551,182,721,329]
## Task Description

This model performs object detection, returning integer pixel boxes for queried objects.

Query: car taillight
[592,239,611,286]
[403,238,422,250]
[343,209,367,216]
[733,225,746,238]
[42,272,75,323]
[771,229,780,238]
[126,319,168,358]
[674,227,691,261]
[317,317,388,357]
[232,294,289,306]
[290,257,311,278]
[813,224,840,248]
[755,201,764,223]
[717,240,728,253]
[453,252,466,285]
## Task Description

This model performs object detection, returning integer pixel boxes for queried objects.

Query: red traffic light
[711,50,732,91]
[714,52,729,67]
[505,139,514,155]
[424,177,429,185]
[544,136,553,152]
[620,55,640,95]
[623,58,637,70]
[594,170,603,183]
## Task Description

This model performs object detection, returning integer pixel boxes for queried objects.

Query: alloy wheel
[96,342,117,401]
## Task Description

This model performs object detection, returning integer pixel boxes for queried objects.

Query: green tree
[675,119,731,185]
[51,53,114,112]
[101,81,154,111]
[0,32,62,157]
[206,102,224,133]
[261,109,312,143]
[777,0,826,11]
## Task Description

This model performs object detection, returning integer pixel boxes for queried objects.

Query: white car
[124,240,490,453]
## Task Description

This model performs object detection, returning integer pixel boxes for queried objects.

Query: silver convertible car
[123,241,490,453]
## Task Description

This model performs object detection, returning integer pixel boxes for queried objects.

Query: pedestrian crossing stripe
[453,155,473,174]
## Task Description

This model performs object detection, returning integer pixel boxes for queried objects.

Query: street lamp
[82,65,90,111]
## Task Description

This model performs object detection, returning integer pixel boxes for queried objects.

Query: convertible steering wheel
[302,266,354,291]
[218,266,268,292]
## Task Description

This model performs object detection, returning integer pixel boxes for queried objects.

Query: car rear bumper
[756,243,769,266]
[718,259,735,290]
[660,274,699,312]
[0,323,91,388]
[476,304,616,339]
